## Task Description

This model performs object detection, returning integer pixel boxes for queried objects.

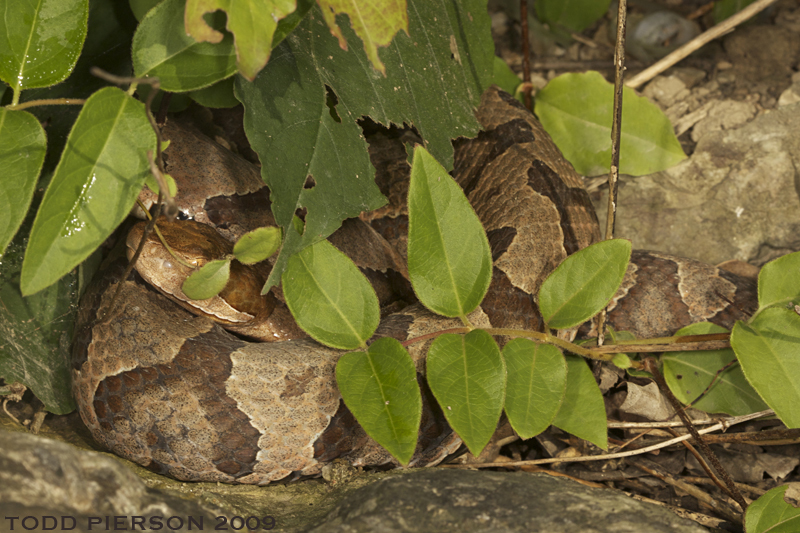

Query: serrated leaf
[20,87,156,296]
[535,0,611,33]
[745,484,800,533]
[182,259,231,300]
[539,239,631,330]
[0,109,46,257]
[336,337,421,465]
[318,0,407,75]
[503,339,566,440]
[234,226,281,264]
[282,239,379,349]
[236,0,492,290]
[185,0,297,81]
[535,71,686,176]
[132,0,237,92]
[758,251,800,311]
[188,76,239,108]
[663,322,767,416]
[0,0,88,93]
[732,308,800,428]
[553,354,608,449]
[407,146,492,318]
[427,329,505,456]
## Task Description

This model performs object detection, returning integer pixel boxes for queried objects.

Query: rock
[0,429,222,533]
[594,103,800,266]
[305,469,708,532]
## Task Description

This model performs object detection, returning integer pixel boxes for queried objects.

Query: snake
[71,87,758,485]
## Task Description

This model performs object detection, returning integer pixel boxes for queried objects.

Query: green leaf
[17,0,136,177]
[336,337,421,465]
[732,308,800,428]
[553,354,608,449]
[0,109,46,257]
[745,484,800,533]
[0,212,86,414]
[535,71,686,176]
[758,251,800,311]
[663,322,767,416]
[0,0,89,93]
[317,0,408,76]
[185,0,297,81]
[282,239,379,350]
[20,87,156,296]
[407,146,492,318]
[236,0,492,290]
[503,339,566,440]
[188,76,239,108]
[132,0,237,92]
[539,239,631,330]
[233,226,281,265]
[182,259,231,300]
[130,0,163,21]
[535,0,612,33]
[492,56,521,102]
[427,329,505,456]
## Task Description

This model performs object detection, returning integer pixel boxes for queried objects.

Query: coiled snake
[72,87,757,485]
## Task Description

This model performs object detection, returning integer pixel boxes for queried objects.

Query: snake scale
[72,87,758,485]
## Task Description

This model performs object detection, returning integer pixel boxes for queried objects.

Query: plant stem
[7,98,86,111]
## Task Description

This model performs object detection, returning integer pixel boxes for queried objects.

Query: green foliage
[132,0,237,92]
[407,146,492,319]
[427,329,506,455]
[233,227,281,265]
[283,239,379,350]
[732,308,800,428]
[552,354,608,449]
[503,340,566,440]
[539,239,631,329]
[20,87,156,296]
[182,259,231,300]
[237,0,493,291]
[663,322,767,416]
[535,0,612,33]
[0,0,89,97]
[0,109,46,256]
[535,71,686,176]
[757,251,800,311]
[745,484,800,533]
[336,337,422,465]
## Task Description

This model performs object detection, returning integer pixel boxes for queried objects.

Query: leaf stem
[11,86,20,106]
[7,98,86,111]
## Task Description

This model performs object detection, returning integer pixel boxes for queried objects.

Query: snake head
[126,217,280,339]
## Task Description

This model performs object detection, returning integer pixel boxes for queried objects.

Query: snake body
[72,87,757,484]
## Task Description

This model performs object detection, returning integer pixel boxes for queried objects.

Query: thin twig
[644,357,747,511]
[629,458,743,525]
[626,0,781,89]
[441,409,772,469]
[596,0,627,347]
[608,409,775,428]
[519,0,532,110]
[667,427,731,501]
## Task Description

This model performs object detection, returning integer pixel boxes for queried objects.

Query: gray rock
[0,429,222,533]
[594,103,800,266]
[306,469,708,533]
